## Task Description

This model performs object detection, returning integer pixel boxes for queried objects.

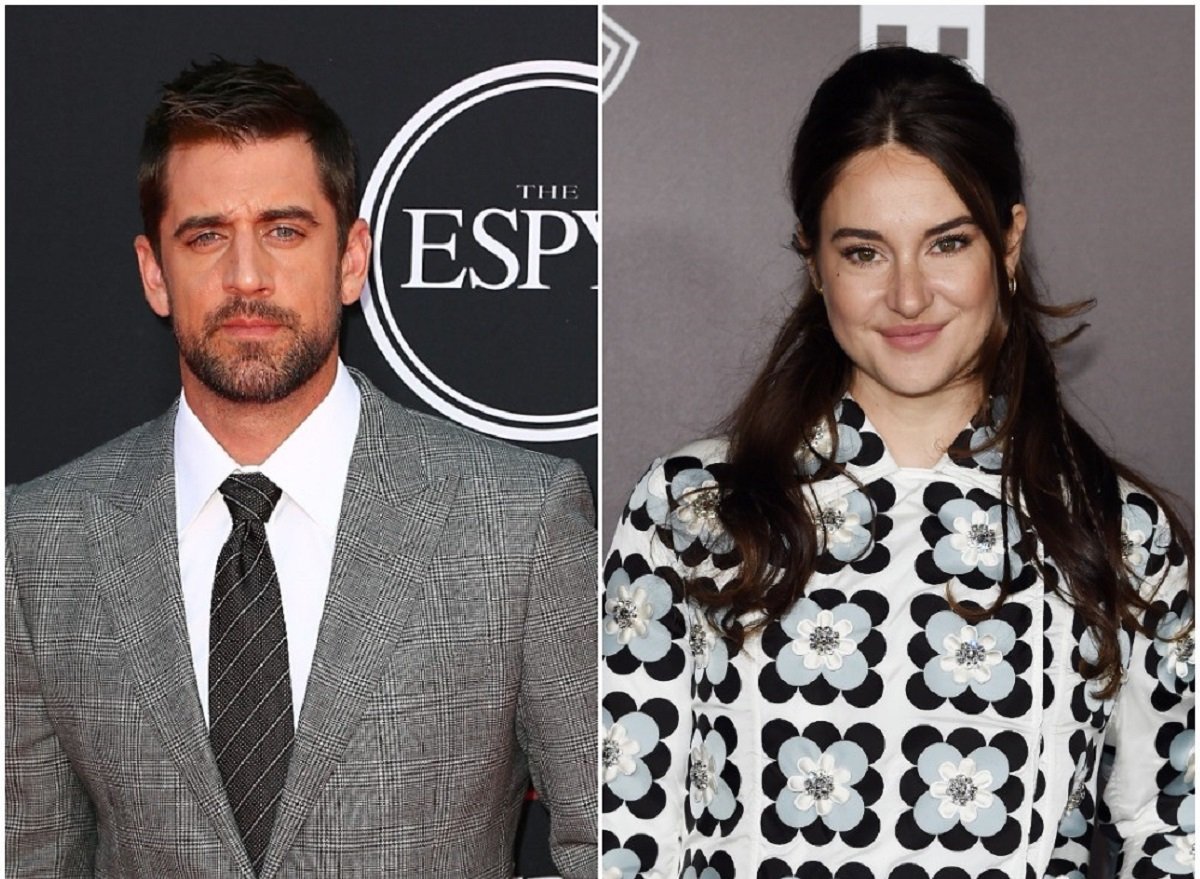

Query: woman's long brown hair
[690,47,1193,696]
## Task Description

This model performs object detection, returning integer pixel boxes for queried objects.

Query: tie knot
[219,473,282,524]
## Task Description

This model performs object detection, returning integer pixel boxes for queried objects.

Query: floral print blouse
[601,399,1194,879]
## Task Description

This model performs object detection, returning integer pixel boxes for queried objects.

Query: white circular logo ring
[360,60,598,442]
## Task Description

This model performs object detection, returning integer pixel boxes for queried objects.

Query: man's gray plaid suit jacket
[6,372,598,878]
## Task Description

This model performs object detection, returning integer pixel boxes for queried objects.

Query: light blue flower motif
[913,743,1009,837]
[815,490,875,562]
[666,468,733,554]
[690,610,729,685]
[1165,728,1194,796]
[1180,791,1195,834]
[1150,833,1194,874]
[775,734,868,831]
[932,499,1022,581]
[1057,756,1091,839]
[966,425,1004,471]
[922,610,1015,701]
[681,865,721,879]
[603,568,674,661]
[1154,601,1195,690]
[689,728,737,821]
[603,708,662,802]
[602,847,641,879]
[1079,626,1132,711]
[1120,502,1156,576]
[796,405,864,475]
[629,457,669,525]
[776,598,871,690]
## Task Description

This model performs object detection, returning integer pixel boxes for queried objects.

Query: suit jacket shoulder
[7,407,176,541]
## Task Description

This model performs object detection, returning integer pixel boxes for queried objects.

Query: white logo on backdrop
[359,61,599,442]
[602,14,639,101]
[860,5,985,80]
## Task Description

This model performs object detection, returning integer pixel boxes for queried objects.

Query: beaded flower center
[1065,782,1086,813]
[1120,533,1135,558]
[820,508,846,531]
[689,490,720,519]
[611,598,638,629]
[809,625,840,655]
[689,760,712,791]
[955,640,988,668]
[968,523,996,552]
[1178,635,1195,665]
[804,770,836,800]
[689,626,708,657]
[602,740,620,769]
[946,775,978,806]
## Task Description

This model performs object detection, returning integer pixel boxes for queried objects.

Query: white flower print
[817,496,861,549]
[792,608,858,670]
[602,722,641,784]
[675,484,722,539]
[604,583,653,645]
[689,610,712,671]
[1171,833,1194,866]
[689,743,718,807]
[930,758,994,823]
[787,752,852,816]
[938,625,1003,684]
[949,510,1002,568]
[1120,514,1149,570]
[1169,633,1195,681]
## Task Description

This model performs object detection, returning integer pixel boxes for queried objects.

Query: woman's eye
[844,247,879,264]
[933,234,969,254]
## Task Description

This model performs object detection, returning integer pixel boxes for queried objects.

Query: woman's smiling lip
[879,323,945,350]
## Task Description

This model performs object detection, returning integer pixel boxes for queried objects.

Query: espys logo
[360,61,598,442]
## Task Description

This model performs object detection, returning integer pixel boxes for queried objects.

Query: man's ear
[338,219,372,306]
[135,235,171,318]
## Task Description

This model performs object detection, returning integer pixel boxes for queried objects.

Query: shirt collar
[796,394,1005,483]
[174,361,362,536]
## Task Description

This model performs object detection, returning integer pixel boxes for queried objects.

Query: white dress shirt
[174,362,361,727]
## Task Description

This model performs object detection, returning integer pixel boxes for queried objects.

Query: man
[6,59,597,878]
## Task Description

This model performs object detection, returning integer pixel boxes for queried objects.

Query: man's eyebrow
[259,206,320,225]
[829,215,976,243]
[171,206,320,240]
[172,214,225,239]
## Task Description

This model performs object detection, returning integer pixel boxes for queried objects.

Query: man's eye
[188,231,221,247]
[269,226,302,241]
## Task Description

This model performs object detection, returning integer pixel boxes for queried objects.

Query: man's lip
[219,319,283,336]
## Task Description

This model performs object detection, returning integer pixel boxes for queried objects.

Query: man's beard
[175,296,341,404]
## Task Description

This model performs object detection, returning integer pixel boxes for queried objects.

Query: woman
[601,47,1193,879]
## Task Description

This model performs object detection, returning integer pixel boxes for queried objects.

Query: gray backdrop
[601,5,1195,537]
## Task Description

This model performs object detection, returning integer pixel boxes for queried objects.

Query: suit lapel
[261,378,457,877]
[84,407,256,877]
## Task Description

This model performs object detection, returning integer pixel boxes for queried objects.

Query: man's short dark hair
[139,58,357,254]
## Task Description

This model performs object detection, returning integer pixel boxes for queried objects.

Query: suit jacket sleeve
[6,537,98,878]
[515,456,598,879]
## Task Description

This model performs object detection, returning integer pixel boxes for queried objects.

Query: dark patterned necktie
[209,473,293,875]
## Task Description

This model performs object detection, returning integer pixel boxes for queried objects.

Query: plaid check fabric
[209,473,293,875]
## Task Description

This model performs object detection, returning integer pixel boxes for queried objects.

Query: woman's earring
[1008,276,1017,296]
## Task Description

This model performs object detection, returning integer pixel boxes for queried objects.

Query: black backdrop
[6,7,598,876]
